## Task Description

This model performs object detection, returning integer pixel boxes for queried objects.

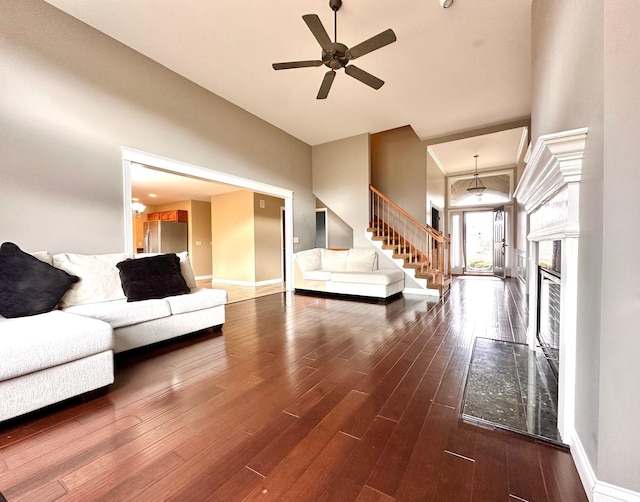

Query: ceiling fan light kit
[272,0,397,99]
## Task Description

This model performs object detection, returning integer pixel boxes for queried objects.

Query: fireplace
[537,241,562,376]
[514,127,587,443]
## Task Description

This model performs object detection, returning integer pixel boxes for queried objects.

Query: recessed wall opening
[121,147,295,295]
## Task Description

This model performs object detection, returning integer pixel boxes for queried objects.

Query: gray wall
[312,134,371,248]
[532,0,640,492]
[0,0,314,255]
[599,0,640,490]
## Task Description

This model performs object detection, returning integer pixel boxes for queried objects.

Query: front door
[493,206,506,278]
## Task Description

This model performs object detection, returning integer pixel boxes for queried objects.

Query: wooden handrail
[369,185,444,241]
[369,185,451,293]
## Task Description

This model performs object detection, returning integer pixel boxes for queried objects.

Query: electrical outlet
[293,236,299,244]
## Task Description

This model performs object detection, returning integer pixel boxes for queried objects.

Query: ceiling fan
[272,0,397,99]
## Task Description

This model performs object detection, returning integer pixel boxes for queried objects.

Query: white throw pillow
[347,249,378,271]
[321,249,348,271]
[295,248,322,273]
[53,252,131,307]
[134,251,197,289]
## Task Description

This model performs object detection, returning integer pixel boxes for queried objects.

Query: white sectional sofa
[0,244,227,422]
[293,248,405,299]
[54,251,227,353]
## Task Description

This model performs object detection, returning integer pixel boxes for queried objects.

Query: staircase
[366,185,451,296]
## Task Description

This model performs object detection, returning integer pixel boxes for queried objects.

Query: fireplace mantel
[515,127,588,215]
[515,127,588,445]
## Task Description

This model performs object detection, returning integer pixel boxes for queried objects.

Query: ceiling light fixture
[466,154,486,197]
[131,201,146,217]
[440,0,455,8]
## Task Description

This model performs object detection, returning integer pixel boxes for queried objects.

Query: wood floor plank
[471,429,510,502]
[432,450,475,502]
[537,442,589,502]
[281,431,358,500]
[204,466,264,502]
[243,390,369,501]
[319,416,397,502]
[163,412,297,501]
[356,485,396,502]
[506,435,549,502]
[366,376,441,497]
[245,369,364,477]
[393,403,456,501]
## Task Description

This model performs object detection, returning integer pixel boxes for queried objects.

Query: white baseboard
[403,287,440,297]
[211,278,283,287]
[594,484,640,502]
[194,275,212,281]
[570,429,640,502]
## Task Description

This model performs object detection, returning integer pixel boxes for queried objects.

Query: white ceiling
[428,126,529,175]
[131,164,240,206]
[44,0,532,150]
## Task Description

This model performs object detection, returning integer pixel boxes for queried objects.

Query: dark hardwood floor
[0,277,588,501]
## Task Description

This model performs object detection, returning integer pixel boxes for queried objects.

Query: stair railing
[369,185,451,291]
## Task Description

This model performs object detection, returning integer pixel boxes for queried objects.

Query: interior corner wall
[371,126,427,223]
[211,191,255,283]
[0,0,314,256]
[315,199,353,249]
[311,133,370,248]
[189,200,212,278]
[253,193,283,282]
[426,150,446,232]
[531,0,640,494]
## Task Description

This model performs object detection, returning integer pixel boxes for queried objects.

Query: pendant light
[466,154,486,196]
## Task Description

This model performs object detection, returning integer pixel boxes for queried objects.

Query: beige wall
[254,194,283,282]
[0,0,314,256]
[211,191,255,283]
[371,126,427,223]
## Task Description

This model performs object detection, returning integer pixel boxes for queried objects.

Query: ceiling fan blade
[317,70,336,99]
[302,14,333,52]
[344,65,384,90]
[347,28,397,59]
[272,60,324,70]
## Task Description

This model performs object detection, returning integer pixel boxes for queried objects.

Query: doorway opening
[122,147,294,300]
[464,211,493,274]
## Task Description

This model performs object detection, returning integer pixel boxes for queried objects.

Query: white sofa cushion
[0,310,113,380]
[134,251,197,289]
[329,269,405,286]
[294,248,322,273]
[63,298,171,328]
[321,249,348,271]
[303,270,333,281]
[165,288,227,315]
[53,252,131,307]
[347,249,378,271]
[30,251,53,265]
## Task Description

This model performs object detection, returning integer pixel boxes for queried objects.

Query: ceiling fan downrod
[330,0,341,43]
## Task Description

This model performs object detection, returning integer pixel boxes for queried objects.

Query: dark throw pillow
[117,253,190,302]
[0,242,80,318]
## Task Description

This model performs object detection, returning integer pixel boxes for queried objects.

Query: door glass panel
[464,211,493,273]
